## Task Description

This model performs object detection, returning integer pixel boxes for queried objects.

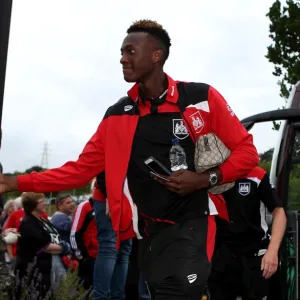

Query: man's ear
[153,49,163,64]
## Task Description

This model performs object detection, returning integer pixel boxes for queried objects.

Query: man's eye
[129,49,135,55]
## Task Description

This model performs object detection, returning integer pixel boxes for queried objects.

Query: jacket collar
[127,73,179,103]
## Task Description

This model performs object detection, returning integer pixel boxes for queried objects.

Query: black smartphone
[144,157,172,181]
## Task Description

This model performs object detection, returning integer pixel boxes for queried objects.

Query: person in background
[208,166,287,299]
[2,195,48,270]
[0,163,5,216]
[15,192,71,298]
[51,194,74,244]
[92,177,132,300]
[0,199,15,272]
[70,198,98,290]
[0,228,18,298]
[51,193,77,272]
[13,196,22,211]
[0,199,15,228]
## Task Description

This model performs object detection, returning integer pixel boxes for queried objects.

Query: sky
[0,0,285,173]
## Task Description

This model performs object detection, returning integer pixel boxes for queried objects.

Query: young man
[51,193,74,243]
[208,166,286,300]
[0,20,259,299]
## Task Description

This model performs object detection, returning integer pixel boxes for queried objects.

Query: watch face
[210,173,218,185]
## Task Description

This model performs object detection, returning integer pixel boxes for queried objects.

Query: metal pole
[0,0,13,147]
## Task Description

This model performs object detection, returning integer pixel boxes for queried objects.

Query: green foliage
[285,132,300,210]
[259,148,274,163]
[51,268,92,300]
[266,0,300,101]
[287,164,300,210]
[25,166,47,174]
[259,161,272,175]
[266,0,300,130]
[0,263,92,300]
[259,147,273,174]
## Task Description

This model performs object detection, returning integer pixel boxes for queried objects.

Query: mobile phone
[144,157,172,177]
[149,171,170,182]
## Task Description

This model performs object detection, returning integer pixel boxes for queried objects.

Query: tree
[259,148,274,162]
[266,0,300,103]
[25,165,47,173]
[259,161,272,174]
[259,148,274,174]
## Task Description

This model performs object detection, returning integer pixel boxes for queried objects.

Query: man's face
[59,197,74,215]
[120,32,160,83]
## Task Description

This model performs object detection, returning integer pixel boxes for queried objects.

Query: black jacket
[16,214,61,279]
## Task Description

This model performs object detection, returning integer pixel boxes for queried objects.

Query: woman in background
[15,192,71,299]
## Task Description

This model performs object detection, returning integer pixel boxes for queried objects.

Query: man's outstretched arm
[0,121,106,194]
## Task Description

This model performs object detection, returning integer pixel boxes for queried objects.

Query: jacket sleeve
[17,119,107,193]
[208,87,259,183]
[70,203,88,260]
[258,173,283,213]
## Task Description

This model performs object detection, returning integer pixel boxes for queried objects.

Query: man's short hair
[127,19,171,63]
[55,193,72,210]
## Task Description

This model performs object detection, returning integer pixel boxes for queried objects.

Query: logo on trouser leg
[187,274,197,284]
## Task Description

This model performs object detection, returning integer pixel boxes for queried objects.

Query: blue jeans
[93,200,132,300]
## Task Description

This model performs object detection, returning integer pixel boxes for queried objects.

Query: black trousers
[208,249,270,300]
[126,238,140,299]
[139,217,215,300]
[78,256,95,290]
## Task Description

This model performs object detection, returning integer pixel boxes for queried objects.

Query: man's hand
[261,249,278,279]
[0,174,18,194]
[105,201,111,218]
[154,169,210,196]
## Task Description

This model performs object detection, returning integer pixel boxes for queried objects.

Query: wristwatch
[208,171,218,187]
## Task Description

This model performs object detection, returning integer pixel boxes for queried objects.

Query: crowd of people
[0,19,288,300]
[0,184,151,299]
[0,166,287,300]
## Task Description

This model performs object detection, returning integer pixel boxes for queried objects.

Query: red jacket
[70,200,98,259]
[2,209,48,256]
[17,75,259,244]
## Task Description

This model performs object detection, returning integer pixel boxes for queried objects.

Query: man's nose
[120,54,128,65]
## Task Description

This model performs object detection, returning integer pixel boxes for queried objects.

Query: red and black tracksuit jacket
[70,200,98,260]
[17,74,259,245]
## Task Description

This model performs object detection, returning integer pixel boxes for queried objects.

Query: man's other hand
[261,249,278,279]
[154,170,209,196]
